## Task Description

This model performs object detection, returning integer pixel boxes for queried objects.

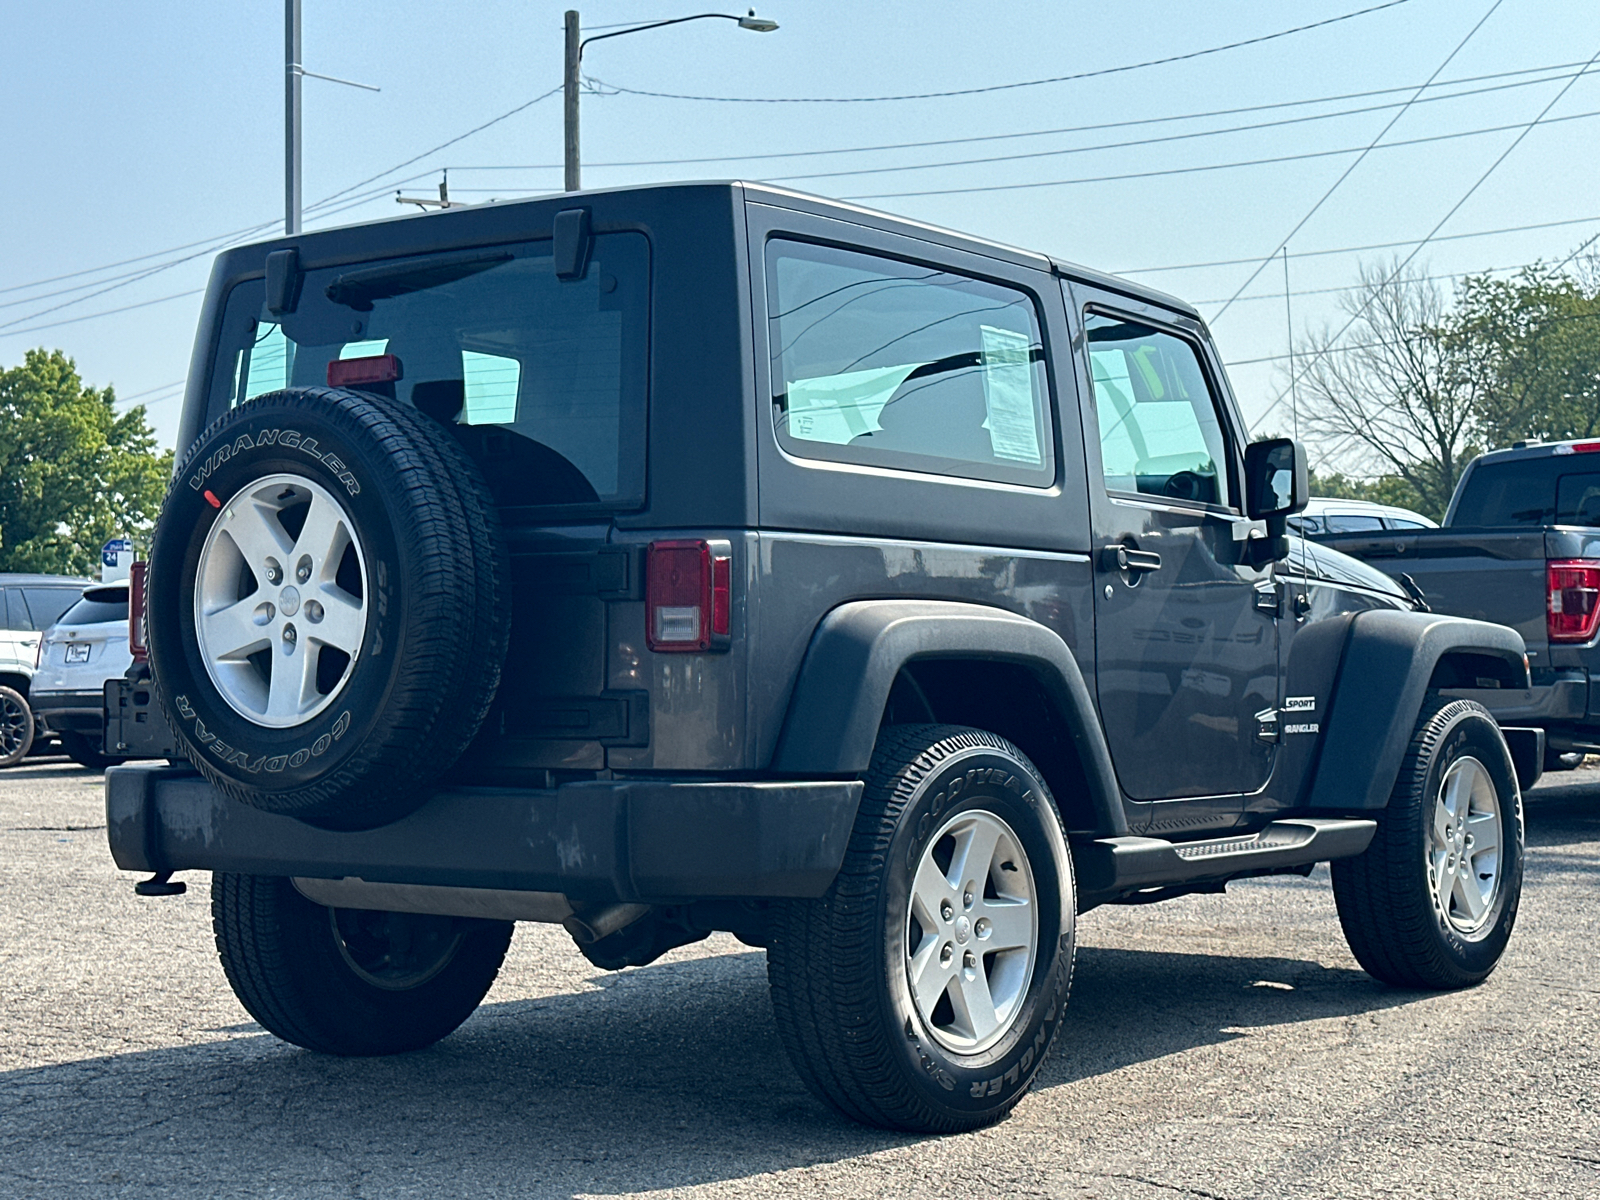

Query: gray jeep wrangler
[109,182,1531,1132]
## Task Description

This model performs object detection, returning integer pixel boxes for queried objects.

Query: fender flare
[770,599,1127,837]
[1306,609,1528,811]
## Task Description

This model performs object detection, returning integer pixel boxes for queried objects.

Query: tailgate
[1319,529,1549,652]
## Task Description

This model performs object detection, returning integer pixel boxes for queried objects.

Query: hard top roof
[241,179,1202,321]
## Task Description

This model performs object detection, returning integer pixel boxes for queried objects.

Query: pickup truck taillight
[1547,559,1600,643]
[646,540,731,652]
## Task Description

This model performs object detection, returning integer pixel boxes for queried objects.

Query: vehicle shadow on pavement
[1523,775,1600,855]
[0,938,1432,1198]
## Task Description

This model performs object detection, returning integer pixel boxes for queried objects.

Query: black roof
[228,178,1202,322]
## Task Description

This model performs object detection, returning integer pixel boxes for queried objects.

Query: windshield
[207,232,649,512]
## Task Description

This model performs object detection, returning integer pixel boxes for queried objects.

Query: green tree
[1295,259,1489,521]
[0,348,173,576]
[1454,265,1600,446]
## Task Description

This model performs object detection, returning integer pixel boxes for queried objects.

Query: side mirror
[1243,438,1308,564]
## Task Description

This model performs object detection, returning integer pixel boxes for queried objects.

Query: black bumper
[104,764,863,903]
[30,690,104,734]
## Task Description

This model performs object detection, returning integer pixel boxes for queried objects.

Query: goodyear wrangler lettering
[172,697,352,771]
[187,430,360,496]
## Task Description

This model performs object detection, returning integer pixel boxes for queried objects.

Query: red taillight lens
[129,560,149,663]
[327,354,403,389]
[1547,559,1600,643]
[646,540,731,652]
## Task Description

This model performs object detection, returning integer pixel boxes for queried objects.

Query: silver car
[0,574,92,766]
[31,583,132,770]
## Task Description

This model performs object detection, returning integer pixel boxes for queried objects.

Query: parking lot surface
[2,758,1598,1199]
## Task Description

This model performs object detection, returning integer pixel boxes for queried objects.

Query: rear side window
[765,240,1053,486]
[1324,514,1385,533]
[24,588,81,630]
[1452,460,1600,526]
[210,233,650,512]
[0,589,27,631]
[1086,313,1231,509]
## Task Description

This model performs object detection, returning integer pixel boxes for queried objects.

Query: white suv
[0,574,93,766]
[1288,497,1438,536]
[31,582,133,770]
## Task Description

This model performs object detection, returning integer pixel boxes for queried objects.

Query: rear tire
[1332,698,1523,989]
[211,873,513,1055]
[0,686,34,768]
[767,725,1075,1132]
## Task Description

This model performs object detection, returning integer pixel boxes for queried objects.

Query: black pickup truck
[1321,440,1600,767]
[107,182,1529,1133]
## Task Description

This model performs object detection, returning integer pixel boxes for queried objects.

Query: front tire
[1332,698,1523,989]
[767,725,1075,1132]
[0,686,34,768]
[212,873,512,1055]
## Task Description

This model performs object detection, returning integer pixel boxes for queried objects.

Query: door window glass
[1323,514,1385,533]
[1086,313,1231,508]
[766,239,1053,486]
[3,589,32,631]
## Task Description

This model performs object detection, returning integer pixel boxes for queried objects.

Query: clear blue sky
[4,1,1598,471]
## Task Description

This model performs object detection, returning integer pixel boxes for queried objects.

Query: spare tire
[147,386,508,829]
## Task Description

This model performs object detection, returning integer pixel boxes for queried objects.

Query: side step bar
[1075,818,1378,895]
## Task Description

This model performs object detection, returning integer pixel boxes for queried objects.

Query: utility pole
[286,0,303,234]
[564,11,581,192]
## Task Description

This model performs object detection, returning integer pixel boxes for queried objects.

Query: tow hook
[134,871,187,897]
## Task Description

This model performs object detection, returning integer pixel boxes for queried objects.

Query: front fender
[1306,609,1527,811]
[770,600,1126,836]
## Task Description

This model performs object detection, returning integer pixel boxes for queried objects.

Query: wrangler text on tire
[146,387,508,829]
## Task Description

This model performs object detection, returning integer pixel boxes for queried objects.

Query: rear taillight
[129,560,149,663]
[646,539,731,652]
[1547,559,1600,643]
[327,354,403,389]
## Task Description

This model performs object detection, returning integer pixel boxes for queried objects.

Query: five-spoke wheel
[195,473,367,728]
[1428,755,1503,935]
[907,810,1038,1055]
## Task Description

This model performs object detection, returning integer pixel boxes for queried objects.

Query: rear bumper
[104,763,863,902]
[29,689,105,733]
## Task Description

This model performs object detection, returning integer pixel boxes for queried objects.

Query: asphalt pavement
[2,757,1597,1198]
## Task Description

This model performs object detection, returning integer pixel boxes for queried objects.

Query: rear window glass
[765,239,1053,486]
[209,233,649,511]
[1452,459,1600,526]
[60,595,128,626]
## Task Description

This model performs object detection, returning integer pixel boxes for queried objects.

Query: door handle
[1099,545,1162,574]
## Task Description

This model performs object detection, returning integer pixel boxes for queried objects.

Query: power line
[762,68,1555,185]
[1119,214,1600,274]
[446,104,1600,204]
[1193,261,1532,308]
[0,289,205,340]
[1249,42,1600,434]
[447,60,1598,171]
[582,0,1415,103]
[836,109,1600,200]
[1208,0,1505,325]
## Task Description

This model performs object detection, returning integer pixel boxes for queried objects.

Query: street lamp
[563,9,778,192]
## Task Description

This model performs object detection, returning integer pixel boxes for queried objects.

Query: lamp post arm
[578,13,740,59]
